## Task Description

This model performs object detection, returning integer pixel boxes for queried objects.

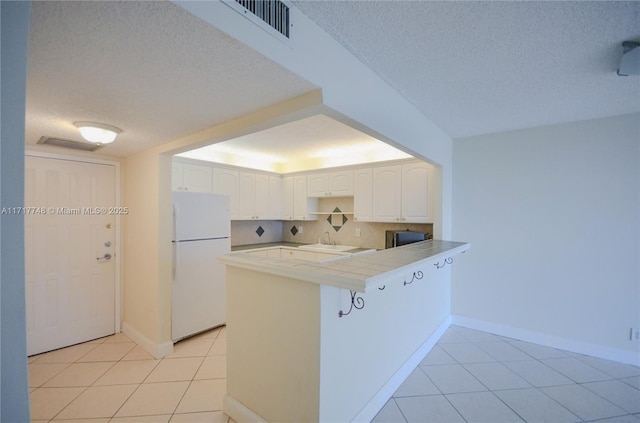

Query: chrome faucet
[322,231,331,245]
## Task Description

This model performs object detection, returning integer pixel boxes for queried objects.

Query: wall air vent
[37,136,105,152]
[225,0,291,43]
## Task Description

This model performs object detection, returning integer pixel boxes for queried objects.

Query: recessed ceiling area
[176,114,413,173]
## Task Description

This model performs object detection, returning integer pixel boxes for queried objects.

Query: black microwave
[385,230,429,248]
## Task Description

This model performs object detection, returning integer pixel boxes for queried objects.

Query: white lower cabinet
[280,248,317,261]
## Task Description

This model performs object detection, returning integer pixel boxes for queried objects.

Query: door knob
[96,253,112,262]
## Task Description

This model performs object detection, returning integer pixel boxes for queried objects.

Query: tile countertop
[231,242,306,251]
[219,240,471,293]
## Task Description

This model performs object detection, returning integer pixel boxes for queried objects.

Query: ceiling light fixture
[74,122,122,144]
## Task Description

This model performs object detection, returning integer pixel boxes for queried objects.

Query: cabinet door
[353,168,373,222]
[401,162,432,223]
[182,163,213,192]
[281,176,294,220]
[306,173,328,197]
[281,249,317,261]
[268,175,282,219]
[372,165,402,222]
[172,162,183,191]
[293,175,317,220]
[213,168,239,220]
[238,172,256,220]
[254,173,270,219]
[328,170,353,196]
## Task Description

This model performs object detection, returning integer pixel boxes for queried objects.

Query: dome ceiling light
[74,122,122,144]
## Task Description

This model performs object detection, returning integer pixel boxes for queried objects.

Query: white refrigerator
[172,191,230,342]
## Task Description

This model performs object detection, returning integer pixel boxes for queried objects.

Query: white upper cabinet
[212,167,239,219]
[268,175,282,219]
[254,173,270,219]
[281,176,294,220]
[293,175,317,220]
[401,162,433,223]
[306,170,353,197]
[371,162,433,223]
[237,172,274,220]
[173,161,213,192]
[172,158,432,224]
[238,172,257,220]
[372,165,403,222]
[172,162,183,191]
[353,168,373,222]
[282,176,317,221]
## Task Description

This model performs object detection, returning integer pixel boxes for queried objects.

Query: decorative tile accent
[290,225,298,236]
[327,207,348,232]
[255,226,264,237]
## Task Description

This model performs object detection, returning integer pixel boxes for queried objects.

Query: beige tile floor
[29,325,640,422]
[374,326,640,423]
[28,327,233,422]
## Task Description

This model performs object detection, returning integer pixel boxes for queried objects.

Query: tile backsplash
[230,220,283,246]
[231,197,433,250]
[281,219,433,251]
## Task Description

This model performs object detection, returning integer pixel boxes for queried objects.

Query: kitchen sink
[298,244,358,252]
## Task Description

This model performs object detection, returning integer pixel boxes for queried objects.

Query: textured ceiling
[25,1,640,162]
[26,1,316,157]
[293,1,640,139]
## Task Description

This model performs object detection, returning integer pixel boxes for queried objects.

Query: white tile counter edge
[218,240,471,293]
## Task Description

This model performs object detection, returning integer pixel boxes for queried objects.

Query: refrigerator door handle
[172,203,178,282]
[172,241,177,282]
[172,203,178,242]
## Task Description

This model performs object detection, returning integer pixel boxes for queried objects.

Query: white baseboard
[121,321,173,359]
[451,315,640,366]
[224,394,268,423]
[351,315,452,423]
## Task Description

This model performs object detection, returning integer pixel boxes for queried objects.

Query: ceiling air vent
[225,0,291,42]
[37,136,105,152]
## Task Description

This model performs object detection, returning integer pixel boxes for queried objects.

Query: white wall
[452,114,640,364]
[0,1,31,420]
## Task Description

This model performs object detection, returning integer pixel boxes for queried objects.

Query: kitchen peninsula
[219,239,470,423]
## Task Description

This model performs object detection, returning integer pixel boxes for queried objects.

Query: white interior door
[25,155,117,356]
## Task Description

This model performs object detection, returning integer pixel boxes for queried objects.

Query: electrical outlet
[299,226,303,234]
[355,228,361,237]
